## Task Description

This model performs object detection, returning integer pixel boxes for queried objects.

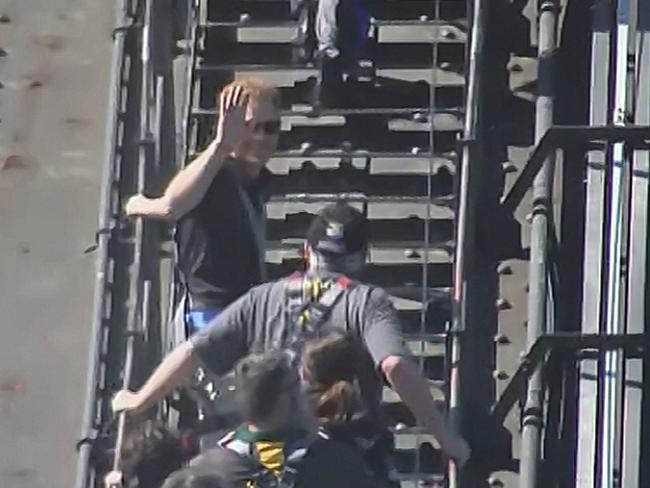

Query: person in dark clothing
[112,203,470,467]
[161,467,231,488]
[125,78,280,333]
[290,0,371,105]
[300,332,391,479]
[190,350,384,488]
[103,420,189,488]
[316,0,371,104]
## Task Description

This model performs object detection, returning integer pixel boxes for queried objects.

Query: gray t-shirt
[190,273,408,423]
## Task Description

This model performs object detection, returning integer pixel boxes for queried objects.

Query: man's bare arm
[125,84,253,221]
[381,355,470,465]
[124,140,229,221]
[112,341,199,414]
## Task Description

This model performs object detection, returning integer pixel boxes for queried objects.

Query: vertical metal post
[417,0,441,481]
[597,1,636,487]
[154,75,165,174]
[449,0,484,486]
[127,0,154,337]
[576,2,614,486]
[520,1,558,487]
[622,5,650,487]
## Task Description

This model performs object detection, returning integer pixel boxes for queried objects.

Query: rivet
[496,298,511,310]
[440,28,455,40]
[405,249,421,259]
[488,476,504,487]
[493,370,509,380]
[494,334,510,344]
[300,142,312,154]
[413,112,427,122]
[497,262,512,275]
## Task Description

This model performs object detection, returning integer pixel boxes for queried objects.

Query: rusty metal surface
[0,1,114,487]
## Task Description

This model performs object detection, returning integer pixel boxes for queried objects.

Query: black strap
[304,280,348,331]
[285,275,353,333]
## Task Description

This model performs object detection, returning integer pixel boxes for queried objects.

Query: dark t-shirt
[175,163,269,310]
[190,273,408,425]
[192,437,388,488]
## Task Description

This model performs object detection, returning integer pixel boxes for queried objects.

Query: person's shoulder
[182,166,232,219]
[191,445,256,475]
[248,280,285,299]
[191,445,246,468]
[346,280,392,304]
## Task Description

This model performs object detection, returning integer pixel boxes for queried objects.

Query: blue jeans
[186,308,221,335]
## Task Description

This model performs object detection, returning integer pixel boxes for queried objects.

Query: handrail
[75,1,133,487]
[490,332,645,424]
[111,0,156,478]
[502,125,650,212]
[448,0,485,485]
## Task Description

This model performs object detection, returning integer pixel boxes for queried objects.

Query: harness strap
[302,279,348,330]
[286,274,354,332]
[219,431,310,488]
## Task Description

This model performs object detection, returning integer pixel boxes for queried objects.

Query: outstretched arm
[124,140,229,220]
[112,341,198,415]
[381,355,470,466]
[113,288,254,415]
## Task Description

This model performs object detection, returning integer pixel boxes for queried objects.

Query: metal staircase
[75,0,483,487]
[177,1,470,485]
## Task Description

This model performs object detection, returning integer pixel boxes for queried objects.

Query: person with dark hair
[232,352,310,430]
[191,351,383,488]
[300,333,388,477]
[103,420,188,488]
[301,332,364,424]
[161,466,230,488]
[113,203,470,472]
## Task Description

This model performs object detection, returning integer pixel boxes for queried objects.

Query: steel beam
[621,4,650,487]
[520,2,559,486]
[575,3,613,486]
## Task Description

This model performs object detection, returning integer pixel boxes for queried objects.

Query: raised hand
[215,83,253,152]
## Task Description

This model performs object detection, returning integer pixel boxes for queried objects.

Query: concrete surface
[0,1,114,487]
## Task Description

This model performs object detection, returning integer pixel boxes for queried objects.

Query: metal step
[192,107,464,130]
[203,20,466,45]
[200,42,465,68]
[206,0,466,23]
[266,156,456,175]
[198,63,466,86]
[266,213,454,243]
[267,166,455,197]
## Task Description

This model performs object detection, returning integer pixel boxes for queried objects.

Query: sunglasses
[253,120,281,134]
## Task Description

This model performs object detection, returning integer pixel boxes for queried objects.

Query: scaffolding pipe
[416,0,442,481]
[519,1,558,487]
[597,1,636,486]
[448,0,485,485]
